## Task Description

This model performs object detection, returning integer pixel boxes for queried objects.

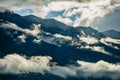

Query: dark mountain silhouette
[102,30,120,39]
[23,15,42,23]
[76,26,105,38]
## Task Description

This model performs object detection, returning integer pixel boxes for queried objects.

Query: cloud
[50,66,76,78]
[0,54,120,79]
[79,36,99,44]
[0,22,24,32]
[54,34,72,40]
[55,16,73,25]
[1,0,120,31]
[18,34,26,43]
[0,22,41,38]
[0,54,51,74]
[0,0,47,17]
[76,60,120,79]
[33,38,41,43]
[0,6,12,13]
[45,0,120,27]
[41,0,120,32]
[101,37,120,44]
[80,45,110,55]
[100,37,120,49]
[24,24,41,37]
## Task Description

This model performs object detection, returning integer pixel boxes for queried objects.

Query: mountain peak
[24,15,42,23]
[106,29,119,32]
[102,29,120,39]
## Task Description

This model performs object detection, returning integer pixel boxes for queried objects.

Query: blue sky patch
[14,8,34,16]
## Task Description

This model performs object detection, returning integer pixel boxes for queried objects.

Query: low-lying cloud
[0,54,120,79]
[0,54,51,74]
[0,22,41,38]
[100,37,120,49]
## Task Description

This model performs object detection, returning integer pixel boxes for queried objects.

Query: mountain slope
[102,30,120,39]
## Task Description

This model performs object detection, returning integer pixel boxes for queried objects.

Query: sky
[0,0,120,31]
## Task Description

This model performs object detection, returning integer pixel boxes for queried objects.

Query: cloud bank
[0,54,51,74]
[0,54,120,79]
[0,0,120,31]
[45,0,120,27]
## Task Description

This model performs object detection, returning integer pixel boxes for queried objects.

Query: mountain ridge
[0,7,120,80]
[102,29,120,39]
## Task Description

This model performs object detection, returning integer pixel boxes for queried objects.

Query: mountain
[102,30,120,39]
[23,15,42,23]
[0,10,32,28]
[22,15,105,38]
[0,7,120,80]
[76,26,105,38]
[0,7,120,63]
[0,8,103,38]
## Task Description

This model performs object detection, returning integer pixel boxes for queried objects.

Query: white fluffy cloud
[0,54,120,79]
[18,34,26,43]
[80,45,110,55]
[54,34,72,40]
[100,37,120,49]
[55,16,73,25]
[0,22,24,32]
[0,22,41,38]
[79,36,99,44]
[76,60,120,79]
[44,0,120,27]
[0,54,51,74]
[43,0,120,32]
